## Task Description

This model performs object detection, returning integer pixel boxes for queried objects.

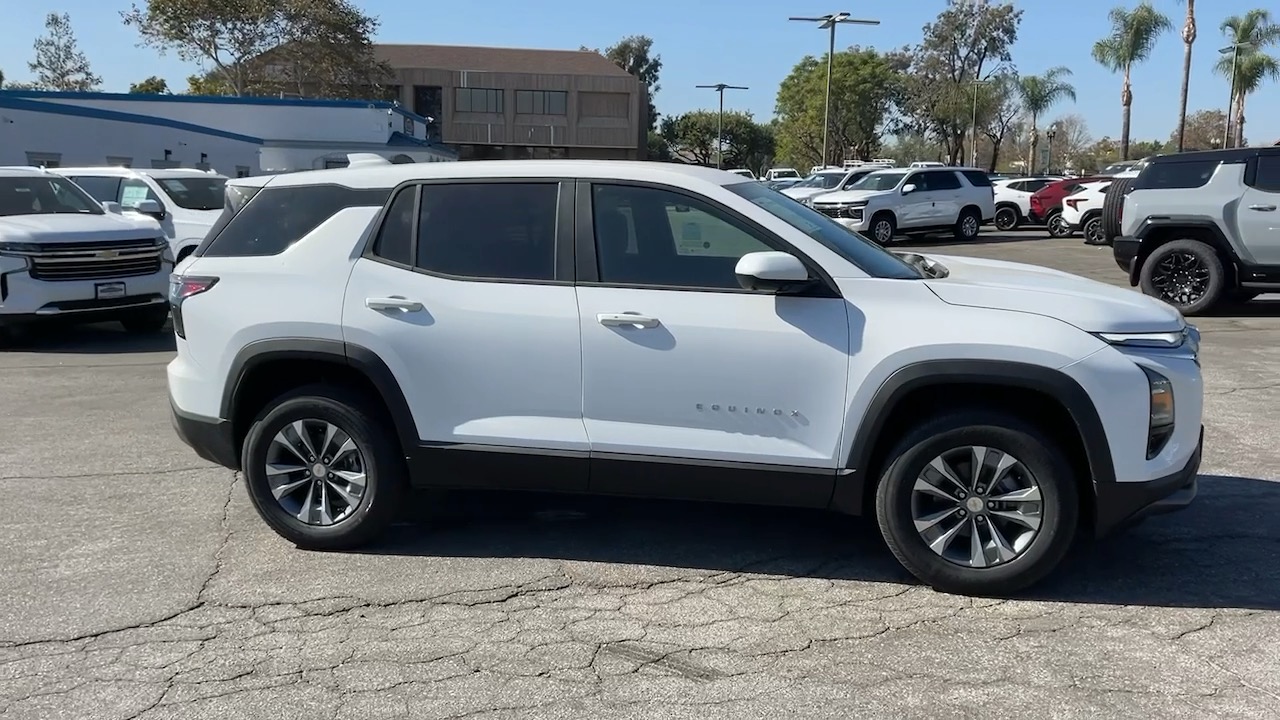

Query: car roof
[0,166,64,178]
[240,159,763,190]
[55,166,228,180]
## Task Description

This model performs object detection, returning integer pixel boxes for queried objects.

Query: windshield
[849,171,907,192]
[157,177,227,211]
[0,176,104,216]
[727,181,921,280]
[795,172,845,189]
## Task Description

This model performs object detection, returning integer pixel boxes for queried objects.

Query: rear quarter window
[1134,159,1221,190]
[959,170,993,187]
[200,184,390,257]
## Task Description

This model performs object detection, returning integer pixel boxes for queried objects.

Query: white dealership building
[0,89,456,176]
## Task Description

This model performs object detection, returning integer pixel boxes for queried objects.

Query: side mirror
[133,198,166,220]
[734,251,811,293]
[901,183,917,194]
[101,201,122,214]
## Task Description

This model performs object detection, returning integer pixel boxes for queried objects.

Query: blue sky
[2,0,1277,145]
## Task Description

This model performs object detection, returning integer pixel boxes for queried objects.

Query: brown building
[377,44,649,161]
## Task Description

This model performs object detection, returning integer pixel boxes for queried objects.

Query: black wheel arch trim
[830,359,1116,515]
[221,338,419,454]
[1132,216,1241,260]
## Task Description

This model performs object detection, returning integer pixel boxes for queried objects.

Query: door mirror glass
[901,183,917,194]
[101,201,122,214]
[734,251,811,292]
[133,198,165,219]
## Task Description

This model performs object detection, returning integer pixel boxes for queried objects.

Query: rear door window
[69,176,121,202]
[415,182,559,282]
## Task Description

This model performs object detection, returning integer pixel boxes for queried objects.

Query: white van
[55,167,227,262]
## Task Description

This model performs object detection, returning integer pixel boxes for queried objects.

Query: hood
[812,188,895,204]
[920,253,1185,334]
[782,185,840,201]
[0,212,163,244]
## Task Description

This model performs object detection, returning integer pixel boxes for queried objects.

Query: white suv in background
[56,167,228,262]
[992,177,1058,231]
[0,167,172,338]
[167,159,1203,597]
[812,167,996,244]
[781,167,877,205]
[1060,180,1114,246]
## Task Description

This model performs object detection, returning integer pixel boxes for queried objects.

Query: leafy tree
[584,35,661,131]
[27,12,101,91]
[130,76,171,94]
[899,0,1023,164]
[774,47,906,170]
[1216,10,1280,148]
[121,0,390,99]
[1046,113,1092,170]
[1169,108,1230,149]
[0,69,4,87]
[1092,2,1172,160]
[660,110,774,173]
[1016,67,1076,175]
[1174,0,1197,151]
[978,73,1022,171]
[186,71,233,95]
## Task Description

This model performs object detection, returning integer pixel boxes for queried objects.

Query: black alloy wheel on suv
[1045,210,1072,238]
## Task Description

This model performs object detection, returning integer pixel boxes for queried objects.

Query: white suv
[167,159,1204,596]
[812,167,996,244]
[992,177,1058,231]
[0,167,172,337]
[56,167,228,262]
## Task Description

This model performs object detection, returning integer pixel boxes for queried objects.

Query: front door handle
[1248,204,1277,212]
[597,312,660,328]
[366,296,423,312]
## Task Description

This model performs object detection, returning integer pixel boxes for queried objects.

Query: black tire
[1081,215,1107,245]
[874,409,1079,596]
[994,206,1020,232]
[868,212,896,245]
[119,306,170,334]
[954,207,982,241]
[1101,176,1136,243]
[1045,210,1072,238]
[1138,239,1225,316]
[241,384,408,550]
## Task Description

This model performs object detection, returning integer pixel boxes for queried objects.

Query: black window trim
[572,178,842,298]
[360,176,576,286]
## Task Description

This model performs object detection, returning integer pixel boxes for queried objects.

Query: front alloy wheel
[871,216,895,245]
[911,446,1042,568]
[994,207,1019,232]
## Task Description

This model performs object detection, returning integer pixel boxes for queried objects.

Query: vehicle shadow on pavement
[1201,297,1280,318]
[365,473,1279,610]
[898,232,1051,248]
[0,322,176,354]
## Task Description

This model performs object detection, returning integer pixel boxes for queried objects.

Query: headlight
[0,241,42,256]
[1095,325,1199,365]
[1141,366,1176,459]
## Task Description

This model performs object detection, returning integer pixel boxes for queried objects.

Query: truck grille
[814,205,862,220]
[25,239,164,282]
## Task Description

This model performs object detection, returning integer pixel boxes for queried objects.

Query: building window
[455,87,503,114]
[516,90,567,115]
[235,166,251,178]
[25,151,61,168]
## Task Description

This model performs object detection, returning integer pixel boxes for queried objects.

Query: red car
[1030,176,1106,237]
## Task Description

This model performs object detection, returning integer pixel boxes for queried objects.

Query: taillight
[169,274,218,339]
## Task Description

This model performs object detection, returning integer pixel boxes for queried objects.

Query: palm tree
[1175,0,1197,152]
[1217,10,1280,147]
[1092,3,1173,160]
[1017,67,1077,175]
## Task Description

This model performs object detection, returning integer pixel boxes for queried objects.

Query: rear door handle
[597,312,660,328]
[366,296,423,312]
[1248,204,1277,212]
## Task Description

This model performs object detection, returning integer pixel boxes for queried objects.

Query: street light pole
[789,12,880,168]
[1046,127,1058,175]
[1219,41,1254,149]
[970,79,989,168]
[696,83,748,169]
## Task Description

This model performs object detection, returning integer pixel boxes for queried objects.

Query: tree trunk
[1236,92,1247,148]
[1120,68,1133,161]
[1028,116,1040,175]
[1176,5,1196,152]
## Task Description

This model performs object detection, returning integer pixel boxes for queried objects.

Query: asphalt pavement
[1,231,1278,719]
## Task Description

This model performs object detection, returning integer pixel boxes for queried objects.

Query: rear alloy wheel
[875,410,1078,596]
[1139,239,1225,316]
[1046,211,1072,238]
[1082,216,1106,246]
[954,209,982,241]
[994,206,1020,232]
[242,384,408,550]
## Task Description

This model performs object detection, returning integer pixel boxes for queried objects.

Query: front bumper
[1094,425,1202,537]
[170,397,240,470]
[1112,235,1141,283]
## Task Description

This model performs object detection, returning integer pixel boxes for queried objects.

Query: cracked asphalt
[2,234,1278,719]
